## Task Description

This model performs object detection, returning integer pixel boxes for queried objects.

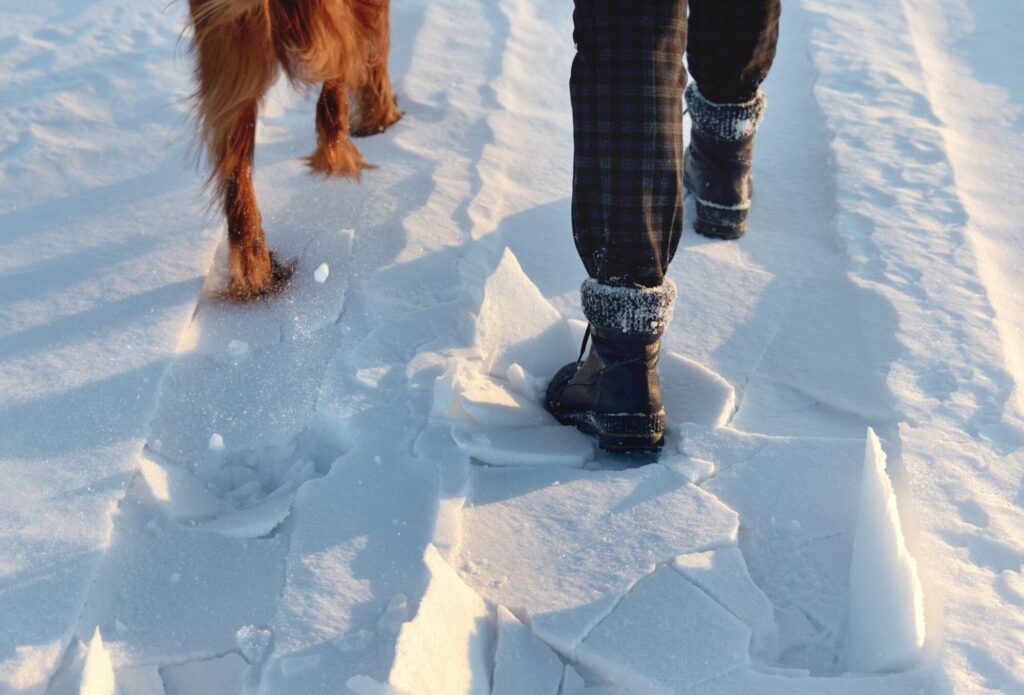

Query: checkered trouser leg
[570,0,780,289]
[571,0,687,289]
[688,0,782,104]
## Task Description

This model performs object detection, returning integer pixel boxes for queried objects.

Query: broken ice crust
[843,429,926,673]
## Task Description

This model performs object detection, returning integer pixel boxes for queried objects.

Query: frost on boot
[683,83,767,239]
[546,279,677,453]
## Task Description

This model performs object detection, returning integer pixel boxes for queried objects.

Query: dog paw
[223,251,296,301]
[351,104,403,138]
[305,139,375,179]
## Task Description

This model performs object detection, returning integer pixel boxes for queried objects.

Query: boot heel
[693,199,746,240]
[598,432,665,453]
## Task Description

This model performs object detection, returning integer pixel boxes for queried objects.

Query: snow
[80,629,118,695]
[491,606,564,695]
[844,429,926,673]
[674,547,780,658]
[1,0,1022,691]
[161,654,247,695]
[314,263,330,284]
[456,464,738,656]
[576,566,751,693]
[383,544,493,695]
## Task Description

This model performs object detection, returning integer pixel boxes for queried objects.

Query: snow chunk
[235,625,273,663]
[457,464,738,655]
[161,654,247,695]
[492,606,563,695]
[660,352,736,428]
[386,545,493,694]
[377,594,409,635]
[451,425,594,467]
[314,263,330,284]
[577,567,751,693]
[226,340,249,359]
[475,248,575,379]
[432,358,552,427]
[674,548,779,657]
[138,454,228,523]
[80,628,119,695]
[844,429,925,673]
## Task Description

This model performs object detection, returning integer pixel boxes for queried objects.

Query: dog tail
[190,0,266,28]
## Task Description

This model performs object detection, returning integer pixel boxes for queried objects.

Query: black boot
[683,84,767,240]
[546,279,676,453]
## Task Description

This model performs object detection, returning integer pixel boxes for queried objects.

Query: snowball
[314,263,330,284]
[208,433,225,452]
[844,429,926,673]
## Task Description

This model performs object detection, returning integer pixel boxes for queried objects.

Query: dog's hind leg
[351,0,402,137]
[307,81,373,178]
[190,0,291,299]
[219,100,294,298]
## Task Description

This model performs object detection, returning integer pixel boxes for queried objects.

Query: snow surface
[1,0,1022,691]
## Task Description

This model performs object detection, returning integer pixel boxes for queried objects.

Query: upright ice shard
[844,429,926,673]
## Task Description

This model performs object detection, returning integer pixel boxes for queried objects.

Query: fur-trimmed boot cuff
[685,83,767,142]
[581,278,677,335]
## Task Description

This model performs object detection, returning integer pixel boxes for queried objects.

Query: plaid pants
[571,0,781,288]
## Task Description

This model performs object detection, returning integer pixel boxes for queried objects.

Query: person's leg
[547,0,686,453]
[684,0,781,238]
[570,0,687,289]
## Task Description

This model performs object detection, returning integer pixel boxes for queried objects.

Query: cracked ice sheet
[73,479,287,666]
[686,427,865,639]
[577,566,752,694]
[674,547,780,659]
[456,464,738,656]
[258,441,437,694]
[492,606,564,695]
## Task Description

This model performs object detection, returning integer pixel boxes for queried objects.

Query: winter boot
[683,83,767,239]
[546,279,677,453]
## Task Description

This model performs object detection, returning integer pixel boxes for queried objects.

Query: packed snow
[1,0,1022,692]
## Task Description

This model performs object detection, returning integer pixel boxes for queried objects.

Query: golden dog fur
[188,0,401,298]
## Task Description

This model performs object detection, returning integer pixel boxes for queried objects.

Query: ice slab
[451,425,594,468]
[386,545,493,695]
[492,606,564,695]
[660,352,736,429]
[844,429,925,673]
[161,654,247,695]
[475,248,576,379]
[674,548,780,658]
[116,665,164,695]
[692,428,865,638]
[457,464,738,655]
[577,567,751,693]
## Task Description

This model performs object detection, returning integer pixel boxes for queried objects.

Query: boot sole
[553,412,665,454]
[683,177,747,240]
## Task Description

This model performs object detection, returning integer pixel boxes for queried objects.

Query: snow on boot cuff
[685,83,767,142]
[581,278,678,336]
